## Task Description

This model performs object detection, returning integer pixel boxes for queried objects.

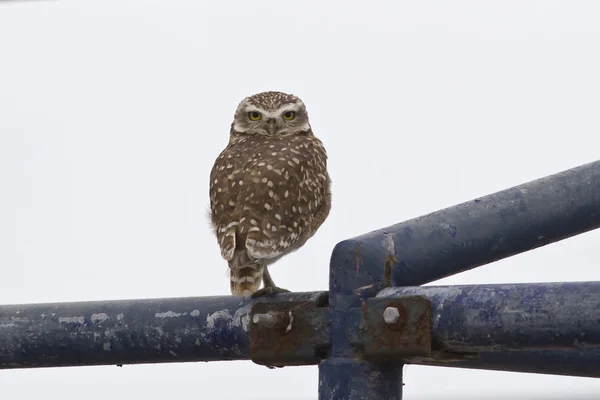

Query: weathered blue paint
[320,237,406,396]
[319,358,403,398]
[0,292,319,369]
[331,160,600,291]
[319,293,404,399]
[378,282,600,352]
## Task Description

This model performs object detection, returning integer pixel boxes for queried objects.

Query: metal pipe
[378,282,600,352]
[330,160,600,292]
[417,348,600,378]
[0,292,318,369]
[319,358,403,399]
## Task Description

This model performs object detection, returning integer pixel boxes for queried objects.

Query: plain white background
[1,1,600,399]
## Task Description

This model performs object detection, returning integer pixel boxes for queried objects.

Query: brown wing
[209,141,246,261]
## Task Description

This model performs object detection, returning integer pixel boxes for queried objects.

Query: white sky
[1,1,600,399]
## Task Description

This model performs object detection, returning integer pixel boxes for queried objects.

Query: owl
[209,91,331,297]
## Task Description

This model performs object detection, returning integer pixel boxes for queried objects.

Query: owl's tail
[229,263,264,296]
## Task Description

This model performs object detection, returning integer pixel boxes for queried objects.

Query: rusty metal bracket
[357,295,432,361]
[249,293,331,367]
[251,294,432,367]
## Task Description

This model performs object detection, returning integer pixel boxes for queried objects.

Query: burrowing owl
[209,91,331,297]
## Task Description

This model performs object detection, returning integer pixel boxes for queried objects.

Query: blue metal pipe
[378,282,600,352]
[419,348,600,378]
[330,160,600,292]
[0,296,250,368]
[0,292,318,369]
[319,358,403,399]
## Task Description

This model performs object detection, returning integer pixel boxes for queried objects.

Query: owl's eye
[248,111,262,121]
[282,111,296,121]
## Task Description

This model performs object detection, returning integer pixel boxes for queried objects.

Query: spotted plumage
[209,91,331,296]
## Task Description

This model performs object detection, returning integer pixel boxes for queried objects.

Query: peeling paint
[379,286,462,305]
[382,232,396,256]
[420,287,463,304]
[58,316,85,324]
[0,294,260,369]
[155,311,183,318]
[206,309,233,329]
[233,303,252,332]
[91,313,109,323]
[382,232,397,287]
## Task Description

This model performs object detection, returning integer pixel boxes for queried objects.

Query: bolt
[383,306,401,324]
[252,313,276,327]
[251,310,293,332]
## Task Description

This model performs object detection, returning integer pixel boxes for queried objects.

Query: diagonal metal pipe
[330,160,600,292]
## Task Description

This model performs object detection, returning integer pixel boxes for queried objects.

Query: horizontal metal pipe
[378,282,600,352]
[412,348,600,378]
[330,160,600,293]
[0,292,320,369]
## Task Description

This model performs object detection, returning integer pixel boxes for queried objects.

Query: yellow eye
[282,111,295,121]
[248,111,262,121]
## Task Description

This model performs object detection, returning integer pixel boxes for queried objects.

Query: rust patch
[384,256,395,287]
[249,299,329,367]
[361,296,432,361]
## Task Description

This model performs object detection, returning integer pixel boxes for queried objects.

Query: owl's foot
[252,265,290,297]
[251,286,290,298]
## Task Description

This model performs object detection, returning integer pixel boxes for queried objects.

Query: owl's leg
[251,265,290,297]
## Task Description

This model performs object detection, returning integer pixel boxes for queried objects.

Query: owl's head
[231,91,311,137]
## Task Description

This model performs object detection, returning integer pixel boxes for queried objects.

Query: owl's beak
[266,118,277,135]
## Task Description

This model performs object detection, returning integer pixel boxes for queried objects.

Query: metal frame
[2,160,600,399]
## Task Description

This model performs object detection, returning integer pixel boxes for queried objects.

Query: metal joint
[356,296,432,361]
[249,293,330,368]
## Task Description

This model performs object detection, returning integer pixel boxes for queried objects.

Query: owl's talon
[251,266,290,297]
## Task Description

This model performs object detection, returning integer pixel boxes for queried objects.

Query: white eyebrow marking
[245,104,303,119]
[275,104,302,115]
[245,107,267,115]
